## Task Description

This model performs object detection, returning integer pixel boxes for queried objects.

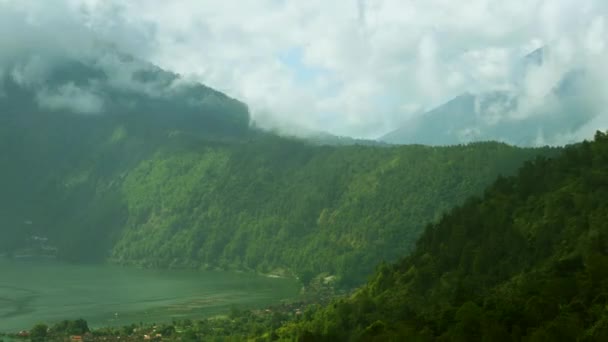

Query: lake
[0,258,300,332]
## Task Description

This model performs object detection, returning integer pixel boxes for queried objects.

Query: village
[3,232,58,260]
[0,274,344,342]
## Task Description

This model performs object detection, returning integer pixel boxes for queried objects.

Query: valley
[1,13,605,339]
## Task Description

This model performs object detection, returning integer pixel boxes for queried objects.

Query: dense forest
[259,131,608,341]
[110,137,555,286]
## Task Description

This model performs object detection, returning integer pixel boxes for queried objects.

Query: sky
[1,0,608,139]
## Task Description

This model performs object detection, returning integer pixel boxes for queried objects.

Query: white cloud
[36,83,104,114]
[10,56,53,88]
[0,0,608,140]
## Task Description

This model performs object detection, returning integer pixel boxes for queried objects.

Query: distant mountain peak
[523,46,546,67]
[380,44,595,147]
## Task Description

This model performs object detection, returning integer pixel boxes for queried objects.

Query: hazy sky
[1,0,608,139]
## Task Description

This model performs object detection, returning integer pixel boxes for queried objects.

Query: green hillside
[0,56,556,288]
[1,113,554,288]
[0,56,251,260]
[278,131,608,341]
[110,138,554,286]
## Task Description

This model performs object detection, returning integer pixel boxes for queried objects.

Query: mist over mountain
[0,51,250,130]
[3,1,607,141]
[0,50,253,258]
[380,47,601,146]
[3,2,608,340]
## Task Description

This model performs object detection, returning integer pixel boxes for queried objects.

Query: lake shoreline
[0,258,301,333]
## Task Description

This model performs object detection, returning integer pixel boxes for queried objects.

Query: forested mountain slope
[110,139,554,286]
[0,54,556,287]
[0,53,251,260]
[280,131,608,341]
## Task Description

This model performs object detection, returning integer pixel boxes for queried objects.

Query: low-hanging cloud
[0,0,607,142]
[36,83,104,114]
[479,28,608,145]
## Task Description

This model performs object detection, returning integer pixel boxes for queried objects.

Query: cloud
[36,83,104,114]
[496,11,608,145]
[91,52,177,97]
[0,1,99,65]
[9,56,54,88]
[0,0,607,141]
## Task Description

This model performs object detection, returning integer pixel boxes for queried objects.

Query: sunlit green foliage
[279,131,608,341]
[108,136,553,286]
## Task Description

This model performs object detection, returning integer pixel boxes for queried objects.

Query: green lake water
[0,258,300,332]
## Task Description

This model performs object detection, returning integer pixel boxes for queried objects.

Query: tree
[30,323,48,342]
[67,319,89,335]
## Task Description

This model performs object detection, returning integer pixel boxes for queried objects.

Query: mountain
[381,92,492,146]
[0,53,556,288]
[255,123,389,147]
[380,48,596,147]
[276,131,608,341]
[0,52,252,259]
[303,131,388,146]
[109,140,555,287]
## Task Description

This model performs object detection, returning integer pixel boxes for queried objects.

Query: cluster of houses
[11,234,58,259]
